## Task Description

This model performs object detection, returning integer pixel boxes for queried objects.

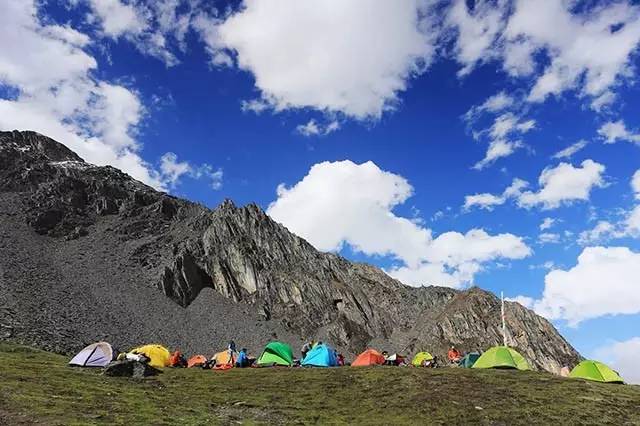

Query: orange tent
[352,349,385,367]
[187,355,208,368]
[212,350,236,366]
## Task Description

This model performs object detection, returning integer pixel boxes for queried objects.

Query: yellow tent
[212,350,236,366]
[129,344,171,368]
[411,351,434,367]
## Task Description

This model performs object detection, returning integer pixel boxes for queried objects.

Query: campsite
[1,342,639,424]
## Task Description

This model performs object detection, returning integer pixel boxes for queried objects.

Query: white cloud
[296,119,340,137]
[88,0,148,38]
[632,170,640,199]
[578,221,619,246]
[463,91,514,123]
[593,337,640,385]
[464,178,527,210]
[267,160,531,289]
[532,246,640,326]
[196,0,435,119]
[539,217,556,230]
[599,120,640,145]
[448,1,640,108]
[504,0,640,106]
[446,0,508,76]
[159,152,223,190]
[467,110,536,170]
[518,160,606,209]
[538,233,560,245]
[86,0,197,66]
[465,160,605,211]
[552,139,588,159]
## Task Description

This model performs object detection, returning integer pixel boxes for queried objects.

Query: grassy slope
[0,343,638,425]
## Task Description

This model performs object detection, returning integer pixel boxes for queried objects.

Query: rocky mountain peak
[0,130,581,373]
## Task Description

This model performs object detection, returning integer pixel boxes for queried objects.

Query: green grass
[1,343,639,425]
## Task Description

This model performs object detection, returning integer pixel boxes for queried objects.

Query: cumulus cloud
[0,0,166,188]
[88,0,148,38]
[446,0,508,76]
[598,120,640,145]
[267,160,531,288]
[194,0,436,119]
[86,0,197,66]
[466,160,606,211]
[530,246,640,326]
[552,139,588,159]
[593,337,640,385]
[448,1,640,108]
[504,0,640,106]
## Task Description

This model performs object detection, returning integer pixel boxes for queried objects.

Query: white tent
[69,342,114,367]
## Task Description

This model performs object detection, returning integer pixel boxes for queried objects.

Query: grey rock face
[0,131,580,372]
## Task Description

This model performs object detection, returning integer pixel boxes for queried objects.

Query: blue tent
[301,344,338,367]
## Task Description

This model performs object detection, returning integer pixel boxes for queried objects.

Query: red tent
[351,349,385,367]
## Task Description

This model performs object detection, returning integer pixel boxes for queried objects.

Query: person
[227,340,236,365]
[301,340,314,360]
[236,348,249,368]
[337,353,345,366]
[382,351,392,366]
[447,346,462,364]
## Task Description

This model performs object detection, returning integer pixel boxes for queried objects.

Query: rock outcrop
[0,130,581,372]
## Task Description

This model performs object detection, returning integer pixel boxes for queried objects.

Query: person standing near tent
[227,340,236,365]
[301,339,315,360]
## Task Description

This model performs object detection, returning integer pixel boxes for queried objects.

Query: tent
[128,344,171,369]
[460,352,481,368]
[569,360,624,383]
[301,344,338,367]
[411,352,434,367]
[69,342,113,367]
[472,346,529,370]
[212,350,236,366]
[256,342,294,367]
[385,353,406,365]
[187,355,208,368]
[352,349,386,367]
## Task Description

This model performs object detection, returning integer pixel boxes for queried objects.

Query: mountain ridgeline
[0,131,580,372]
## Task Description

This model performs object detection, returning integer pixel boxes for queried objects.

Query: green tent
[460,352,481,368]
[472,346,529,370]
[411,351,434,367]
[256,341,294,367]
[569,360,624,383]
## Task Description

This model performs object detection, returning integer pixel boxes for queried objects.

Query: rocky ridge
[0,130,580,372]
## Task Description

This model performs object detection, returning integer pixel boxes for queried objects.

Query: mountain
[0,130,580,372]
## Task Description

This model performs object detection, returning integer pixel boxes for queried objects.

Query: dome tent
[460,352,481,368]
[411,352,434,367]
[352,349,385,367]
[472,346,529,370]
[569,360,624,383]
[301,343,338,367]
[69,342,114,367]
[128,344,171,368]
[256,342,294,367]
[187,355,208,368]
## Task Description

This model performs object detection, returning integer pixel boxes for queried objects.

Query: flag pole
[501,291,507,346]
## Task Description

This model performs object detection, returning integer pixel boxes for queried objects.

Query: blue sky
[1,0,639,381]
